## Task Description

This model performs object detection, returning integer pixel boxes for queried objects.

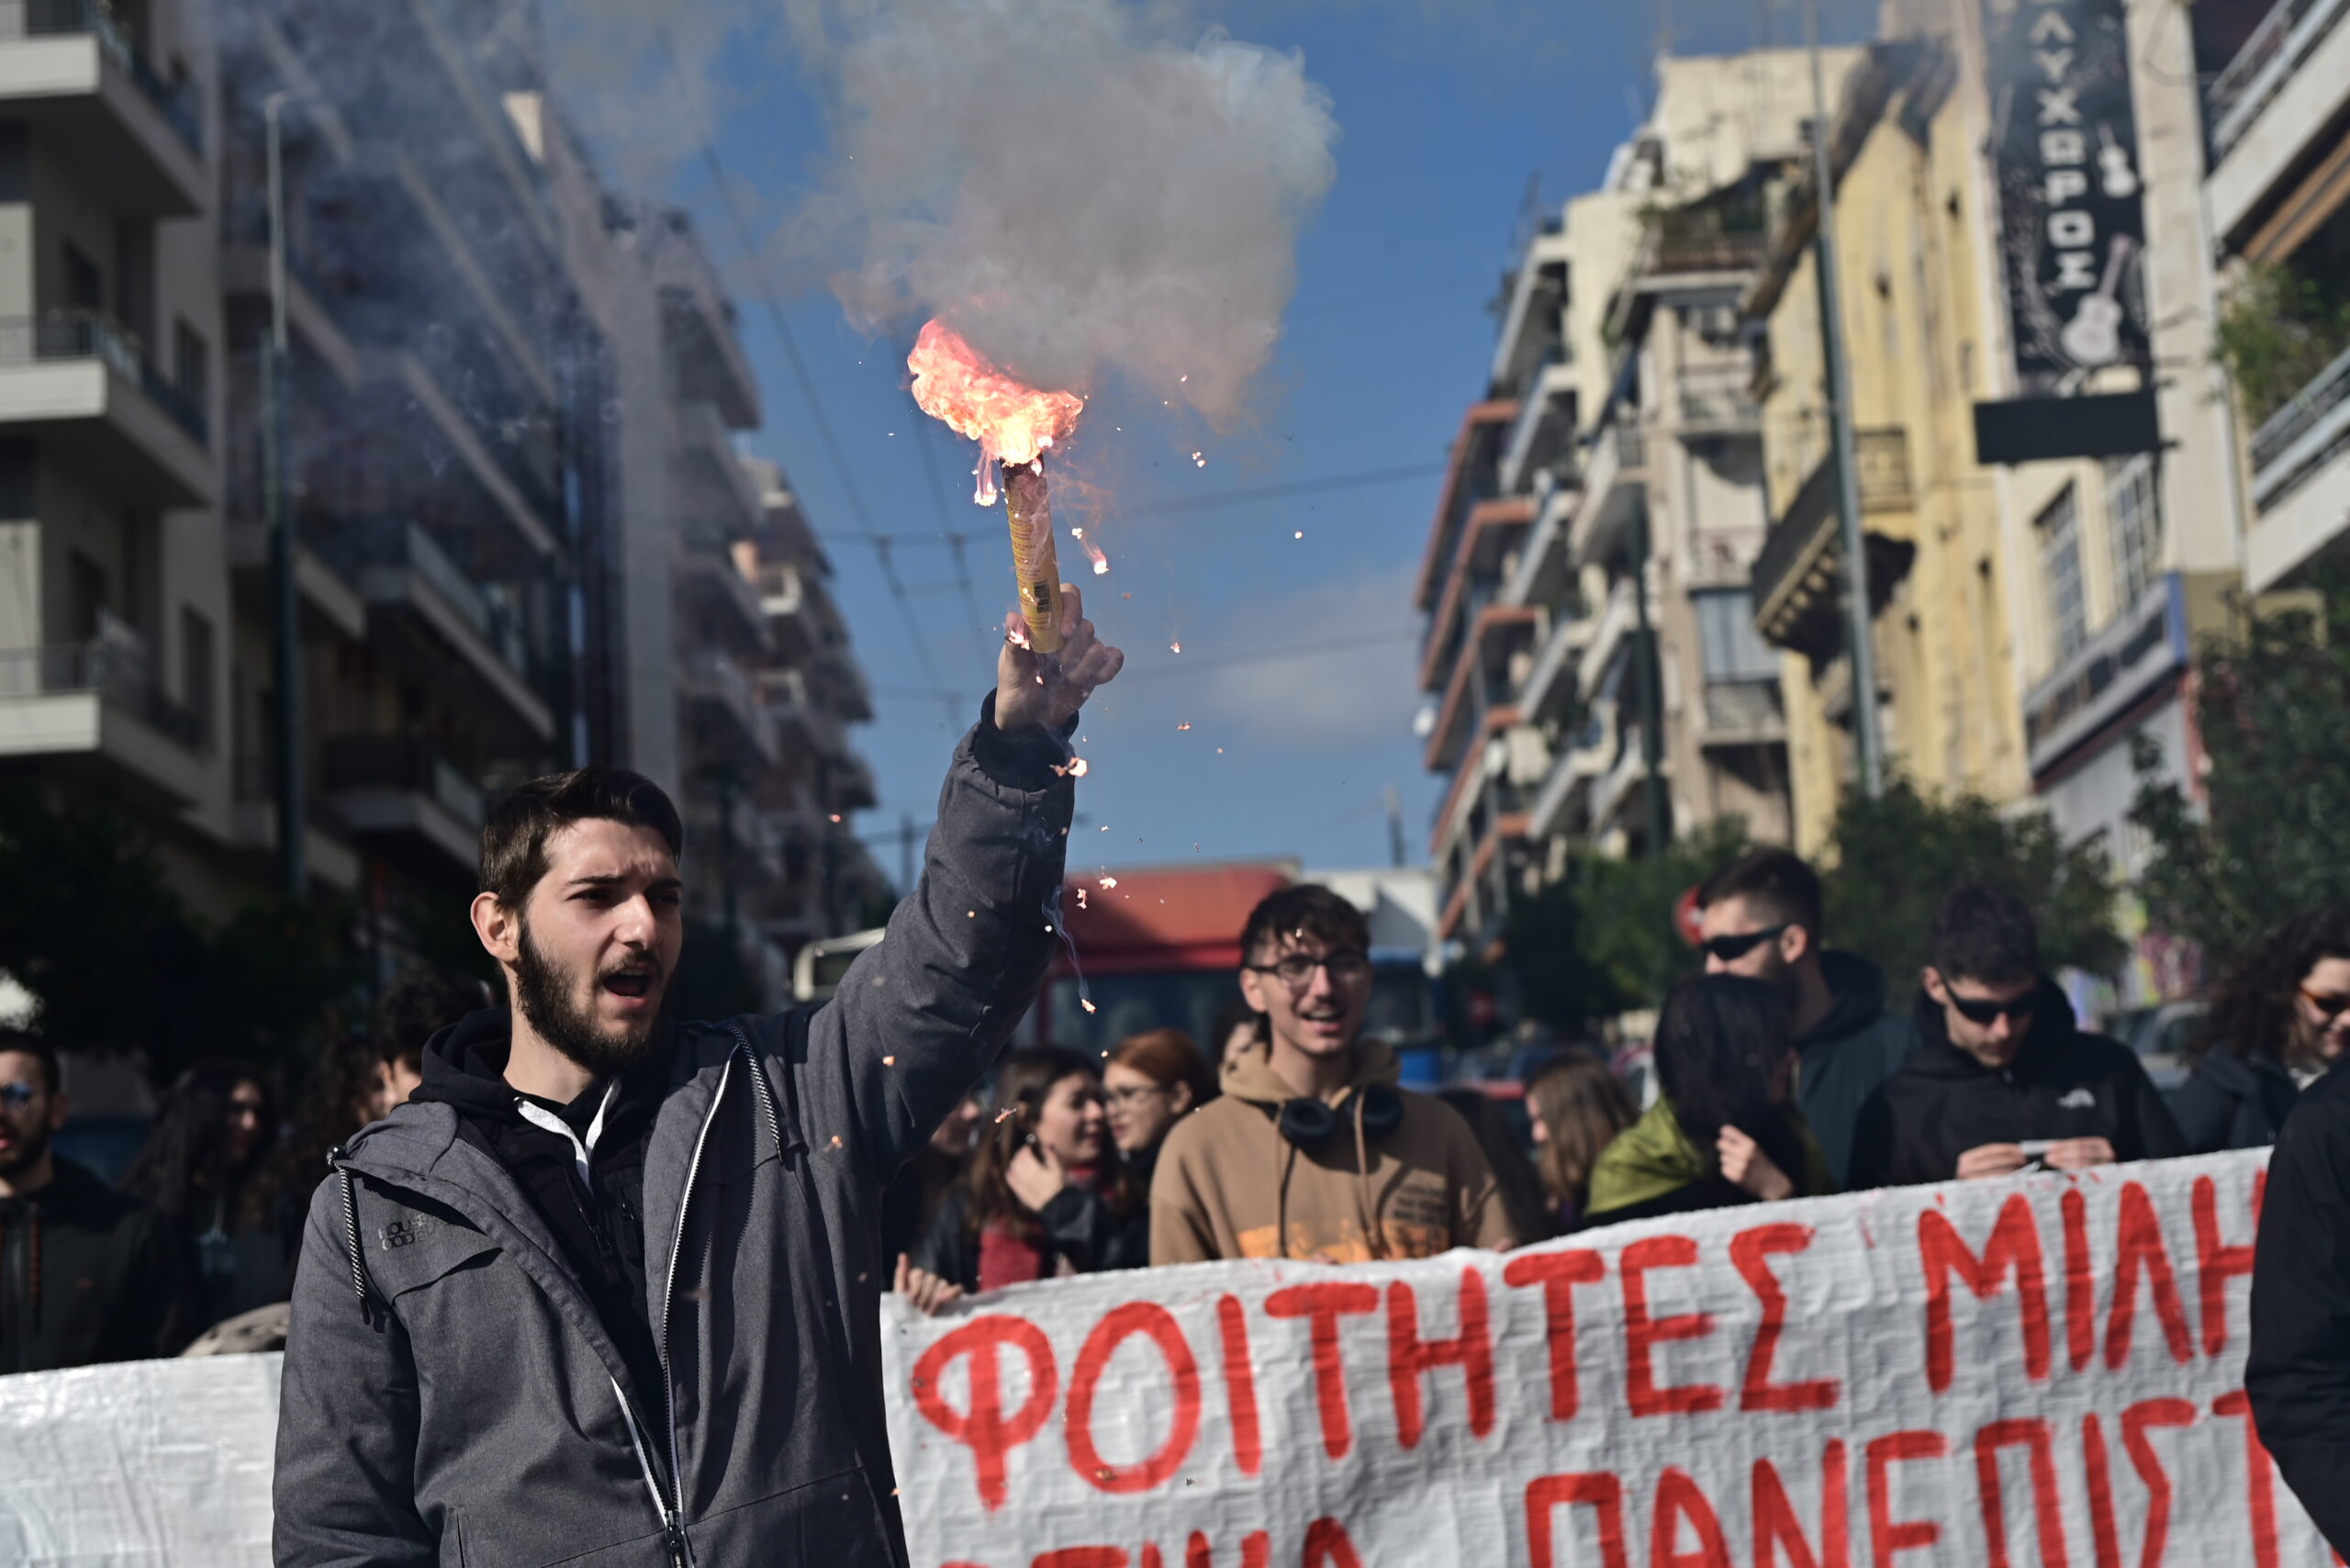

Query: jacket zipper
[651,1050,734,1568]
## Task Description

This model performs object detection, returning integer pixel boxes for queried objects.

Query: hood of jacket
[1585,1099,1708,1215]
[1910,975,2082,1080]
[1807,950,1892,1047]
[2191,1047,2297,1097]
[1217,1034,1401,1108]
[408,1007,526,1124]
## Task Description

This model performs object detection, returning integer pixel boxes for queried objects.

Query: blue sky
[637,0,1874,886]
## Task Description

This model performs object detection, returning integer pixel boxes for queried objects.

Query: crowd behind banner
[5,844,2349,1531]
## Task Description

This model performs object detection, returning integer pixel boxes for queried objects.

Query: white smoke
[798,0,1340,423]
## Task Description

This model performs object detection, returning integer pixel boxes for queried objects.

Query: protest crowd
[0,560,2345,1565]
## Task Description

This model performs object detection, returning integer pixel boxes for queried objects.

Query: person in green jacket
[1586,974,1832,1226]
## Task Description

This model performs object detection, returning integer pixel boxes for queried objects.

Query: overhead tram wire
[658,62,963,721]
[866,625,1418,700]
[916,416,994,663]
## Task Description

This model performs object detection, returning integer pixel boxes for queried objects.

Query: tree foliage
[2215,263,2350,426]
[2132,590,2350,972]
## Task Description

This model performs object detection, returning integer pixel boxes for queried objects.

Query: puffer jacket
[273,706,1073,1568]
[1792,950,1919,1189]
[2171,1047,2303,1153]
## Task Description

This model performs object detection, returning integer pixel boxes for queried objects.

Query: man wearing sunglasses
[1695,849,1918,1186]
[1150,884,1511,1263]
[0,1032,187,1371]
[1847,884,2183,1189]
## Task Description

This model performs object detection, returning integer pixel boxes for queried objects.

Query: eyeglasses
[1246,950,1373,989]
[0,1081,40,1111]
[1105,1083,1169,1107]
[1700,924,1789,963]
[1945,991,2037,1026]
[2301,986,2350,1020]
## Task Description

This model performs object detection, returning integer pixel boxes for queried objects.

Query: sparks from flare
[906,319,1084,506]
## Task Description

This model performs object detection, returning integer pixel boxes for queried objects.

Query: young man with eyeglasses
[0,1032,188,1371]
[1695,848,1917,1187]
[1149,884,1511,1263]
[1846,884,2183,1189]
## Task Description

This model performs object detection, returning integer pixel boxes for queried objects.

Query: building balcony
[677,535,771,656]
[1751,428,1919,660]
[367,350,560,564]
[1416,495,1538,693]
[310,516,555,744]
[225,522,367,644]
[0,0,204,217]
[1423,608,1539,774]
[0,633,207,806]
[320,734,485,874]
[2205,0,2350,244]
[228,756,363,893]
[1588,723,1659,842]
[1698,678,1785,747]
[1516,599,1595,726]
[1497,356,1579,497]
[1505,480,1579,610]
[1568,420,1649,568]
[677,400,766,540]
[0,310,212,508]
[1527,702,1611,843]
[2021,575,2188,782]
[684,647,778,769]
[1578,577,1640,702]
[648,207,760,429]
[1412,399,1517,614]
[762,664,846,766]
[1675,361,1762,435]
[1489,223,1570,398]
[2244,341,2350,590]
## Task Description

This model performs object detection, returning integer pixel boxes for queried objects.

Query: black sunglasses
[1945,991,2037,1026]
[1700,924,1789,963]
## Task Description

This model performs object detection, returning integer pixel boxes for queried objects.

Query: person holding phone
[1846,885,2184,1189]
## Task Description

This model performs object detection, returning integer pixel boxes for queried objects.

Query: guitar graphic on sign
[2097,125,2139,199]
[2060,234,2134,368]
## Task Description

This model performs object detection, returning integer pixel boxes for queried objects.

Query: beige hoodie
[1148,1036,1512,1264]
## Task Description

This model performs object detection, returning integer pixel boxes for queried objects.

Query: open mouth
[601,967,657,1002]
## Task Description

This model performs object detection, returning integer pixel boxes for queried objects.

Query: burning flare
[907,319,1084,507]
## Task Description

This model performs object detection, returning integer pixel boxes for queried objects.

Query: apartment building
[1416,50,1849,955]
[1748,7,2240,1003]
[0,0,882,1004]
[2200,0,2350,595]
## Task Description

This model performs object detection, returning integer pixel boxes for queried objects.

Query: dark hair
[374,964,487,1067]
[120,1058,274,1222]
[1239,883,1370,965]
[1930,883,2041,986]
[2192,907,2350,1069]
[1109,1028,1217,1114]
[0,1029,61,1096]
[959,1046,1125,1241]
[479,767,683,909]
[244,1033,383,1229]
[1697,847,1824,939]
[1652,975,1803,1184]
[1523,1048,1637,1224]
[1437,1088,1552,1245]
[1208,999,1262,1062]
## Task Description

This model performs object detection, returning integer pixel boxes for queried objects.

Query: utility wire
[917,417,993,661]
[867,625,1417,699]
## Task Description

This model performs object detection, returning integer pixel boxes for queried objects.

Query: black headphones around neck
[1276,1084,1404,1149]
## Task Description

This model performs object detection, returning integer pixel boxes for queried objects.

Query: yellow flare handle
[1003,462,1064,655]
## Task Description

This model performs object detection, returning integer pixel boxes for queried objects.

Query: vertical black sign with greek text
[1984,0,2150,389]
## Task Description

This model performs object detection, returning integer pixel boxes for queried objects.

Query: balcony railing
[2207,0,2345,161]
[2249,339,2350,510]
[1677,362,1761,429]
[312,516,533,675]
[320,735,486,830]
[5,0,205,152]
[0,634,207,749]
[1702,679,1785,737]
[0,308,207,442]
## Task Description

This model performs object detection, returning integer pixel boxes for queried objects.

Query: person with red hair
[1103,1027,1216,1189]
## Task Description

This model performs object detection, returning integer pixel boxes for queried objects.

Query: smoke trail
[797,0,1340,423]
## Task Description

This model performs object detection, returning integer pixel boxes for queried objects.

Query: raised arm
[796,586,1122,1182]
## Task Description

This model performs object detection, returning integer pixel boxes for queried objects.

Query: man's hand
[1004,1142,1069,1214]
[996,584,1124,733]
[893,1253,966,1317]
[1718,1126,1795,1202]
[2043,1137,2116,1171]
[1957,1143,2029,1181]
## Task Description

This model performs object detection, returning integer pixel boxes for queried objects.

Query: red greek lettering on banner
[1653,1468,1734,1568]
[1385,1269,1495,1450]
[2213,1390,2281,1568]
[2192,1175,2257,1359]
[1975,1418,2070,1568]
[1502,1249,1606,1421]
[1183,1531,1270,1568]
[1621,1236,1725,1417]
[1033,1551,1126,1568]
[1919,1195,2050,1394]
[1064,1303,1203,1495]
[1215,1294,1263,1478]
[1265,1282,1379,1461]
[1526,1473,1630,1568]
[2082,1413,2121,1568]
[2121,1397,2196,1568]
[911,1315,1059,1513]
[2062,1189,2097,1373]
[1301,1518,1364,1568]
[1729,1224,1839,1413]
[1867,1431,1949,1566]
[1752,1442,1849,1568]
[2105,1182,2193,1370]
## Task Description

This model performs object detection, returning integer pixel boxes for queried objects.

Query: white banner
[882,1150,2321,1567]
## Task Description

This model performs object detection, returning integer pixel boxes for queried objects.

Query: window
[1695,588,1779,683]
[68,552,108,642]
[62,241,102,312]
[173,318,207,402]
[2037,485,2087,660]
[180,607,214,746]
[2104,454,2162,611]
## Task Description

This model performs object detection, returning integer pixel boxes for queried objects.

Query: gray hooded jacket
[273,709,1073,1568]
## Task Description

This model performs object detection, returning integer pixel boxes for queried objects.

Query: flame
[907,319,1085,505]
